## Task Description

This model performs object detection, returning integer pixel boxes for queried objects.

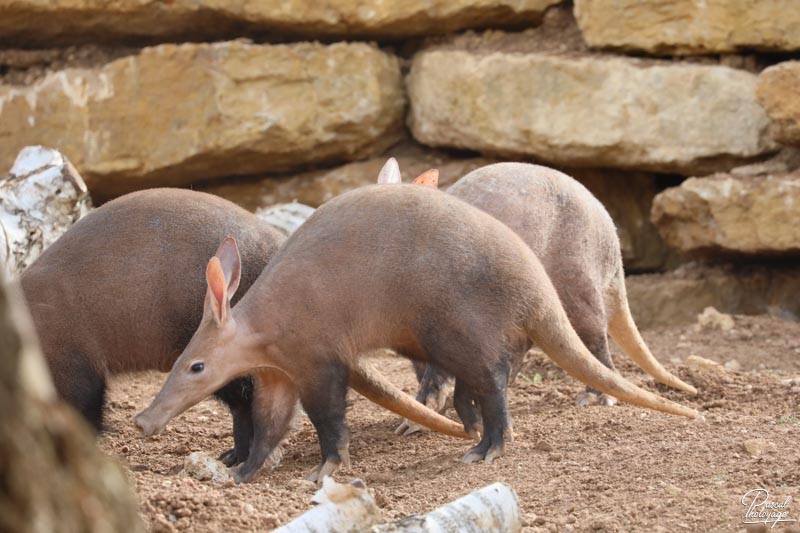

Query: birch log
[276,478,521,532]
[275,477,383,533]
[372,482,521,533]
[0,146,92,277]
[256,202,316,236]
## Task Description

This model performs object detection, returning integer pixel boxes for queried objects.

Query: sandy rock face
[626,264,800,328]
[407,47,777,175]
[756,61,800,146]
[574,0,800,54]
[0,41,404,199]
[652,173,800,255]
[0,0,559,45]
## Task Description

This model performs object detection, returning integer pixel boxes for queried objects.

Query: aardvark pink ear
[205,237,241,324]
[376,157,401,184]
[214,236,241,298]
[412,169,439,189]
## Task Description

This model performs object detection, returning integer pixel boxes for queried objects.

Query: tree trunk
[0,274,143,533]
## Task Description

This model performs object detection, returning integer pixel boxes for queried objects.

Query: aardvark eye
[190,362,205,373]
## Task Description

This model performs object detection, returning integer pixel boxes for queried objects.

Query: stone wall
[2,0,799,310]
[0,41,405,199]
[0,0,559,44]
[574,0,800,55]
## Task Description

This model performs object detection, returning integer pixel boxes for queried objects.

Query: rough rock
[652,172,800,255]
[0,146,92,277]
[626,263,800,329]
[0,0,560,46]
[686,355,726,375]
[0,41,404,200]
[203,148,670,270]
[407,41,777,175]
[756,62,800,146]
[183,452,231,483]
[731,147,800,177]
[695,307,735,332]
[287,478,318,493]
[0,46,137,86]
[743,439,776,458]
[724,360,742,372]
[574,0,800,55]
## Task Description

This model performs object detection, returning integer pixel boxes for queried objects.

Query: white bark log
[372,482,521,533]
[0,146,92,278]
[276,478,521,532]
[256,202,315,236]
[275,477,383,533]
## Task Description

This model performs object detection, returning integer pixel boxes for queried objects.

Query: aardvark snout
[133,410,165,437]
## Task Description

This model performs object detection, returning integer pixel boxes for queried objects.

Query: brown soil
[99,313,800,532]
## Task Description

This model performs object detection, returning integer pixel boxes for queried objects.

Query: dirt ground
[99,313,800,532]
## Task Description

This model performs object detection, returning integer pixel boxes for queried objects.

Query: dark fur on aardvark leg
[301,361,351,484]
[453,378,483,440]
[398,336,530,437]
[78,376,107,434]
[460,367,512,465]
[213,377,255,467]
[231,369,298,483]
[411,360,427,383]
[417,365,454,413]
[230,415,289,483]
[219,404,254,467]
[55,351,107,432]
[396,362,455,436]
